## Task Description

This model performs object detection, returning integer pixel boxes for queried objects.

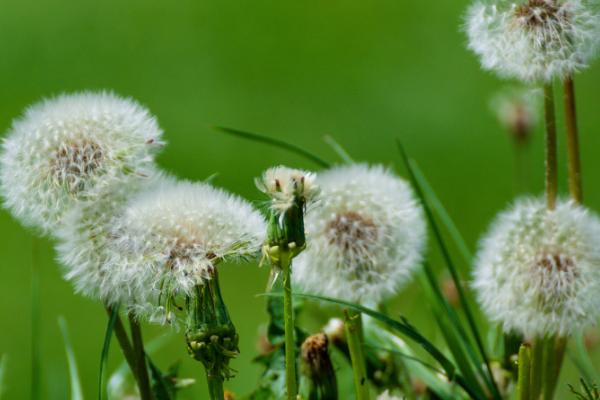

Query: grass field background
[2,0,600,398]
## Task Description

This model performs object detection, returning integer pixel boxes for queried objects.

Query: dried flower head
[55,170,164,301]
[293,164,426,304]
[255,166,318,213]
[103,178,266,322]
[0,91,163,233]
[466,0,600,82]
[474,197,600,338]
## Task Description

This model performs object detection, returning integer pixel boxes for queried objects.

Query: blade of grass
[0,355,7,399]
[214,126,331,168]
[58,317,84,400]
[410,162,473,266]
[569,334,600,385]
[99,306,120,400]
[397,141,501,400]
[323,135,354,164]
[263,292,484,400]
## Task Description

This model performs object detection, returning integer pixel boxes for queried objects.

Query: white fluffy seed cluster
[256,165,319,213]
[466,0,600,82]
[101,178,266,322]
[293,164,426,304]
[0,92,163,233]
[473,197,600,338]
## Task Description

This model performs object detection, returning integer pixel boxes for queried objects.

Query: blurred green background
[2,0,600,399]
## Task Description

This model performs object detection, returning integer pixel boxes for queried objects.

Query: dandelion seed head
[466,0,600,82]
[103,178,266,323]
[0,91,163,233]
[473,197,600,338]
[256,166,318,213]
[293,164,426,304]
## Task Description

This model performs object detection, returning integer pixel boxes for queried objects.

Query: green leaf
[323,135,354,164]
[58,317,84,400]
[99,306,119,400]
[569,335,600,385]
[0,355,7,399]
[397,141,501,400]
[214,126,331,168]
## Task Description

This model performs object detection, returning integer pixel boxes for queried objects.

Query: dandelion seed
[0,91,163,233]
[102,178,266,323]
[466,0,600,82]
[293,164,426,304]
[473,197,600,338]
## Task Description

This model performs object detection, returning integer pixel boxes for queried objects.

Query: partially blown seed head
[293,164,426,304]
[256,166,318,213]
[103,178,266,323]
[474,197,600,338]
[466,0,600,82]
[0,91,163,234]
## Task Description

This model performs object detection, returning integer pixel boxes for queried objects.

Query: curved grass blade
[99,305,120,400]
[323,135,354,164]
[410,162,473,266]
[397,141,501,400]
[262,292,485,400]
[0,355,7,399]
[214,126,331,168]
[569,334,600,385]
[58,317,84,400]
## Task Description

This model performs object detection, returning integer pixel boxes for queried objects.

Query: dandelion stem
[206,370,225,400]
[563,76,583,204]
[128,315,153,400]
[104,307,137,384]
[543,83,558,210]
[283,260,298,400]
[530,339,544,400]
[31,238,41,400]
[517,344,531,400]
[344,309,369,400]
[543,337,567,400]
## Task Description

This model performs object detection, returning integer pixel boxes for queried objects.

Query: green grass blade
[397,141,501,400]
[0,355,7,399]
[215,126,331,168]
[410,162,473,266]
[58,317,84,400]
[323,135,354,164]
[99,305,119,400]
[569,335,600,385]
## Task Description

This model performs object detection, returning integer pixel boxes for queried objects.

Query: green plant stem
[283,261,298,400]
[206,370,225,400]
[518,344,531,400]
[543,84,558,210]
[129,315,153,400]
[344,309,369,400]
[530,339,544,400]
[104,307,137,382]
[563,76,583,204]
[543,337,567,400]
[31,238,41,400]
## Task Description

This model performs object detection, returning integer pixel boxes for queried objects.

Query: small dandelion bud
[491,87,540,145]
[256,166,318,214]
[102,178,266,322]
[466,0,600,82]
[293,164,426,304]
[300,333,338,399]
[473,197,600,338]
[0,91,163,234]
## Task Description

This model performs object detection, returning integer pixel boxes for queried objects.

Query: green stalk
[128,315,153,400]
[543,84,558,210]
[543,337,567,400]
[31,238,41,400]
[104,307,138,383]
[344,309,369,400]
[518,344,532,400]
[530,339,544,400]
[206,371,225,400]
[563,76,583,204]
[283,260,298,400]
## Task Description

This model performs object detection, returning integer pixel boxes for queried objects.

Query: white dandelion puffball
[55,170,164,301]
[103,178,266,321]
[474,197,600,338]
[256,165,319,213]
[0,91,163,233]
[293,164,426,304]
[466,0,600,82]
